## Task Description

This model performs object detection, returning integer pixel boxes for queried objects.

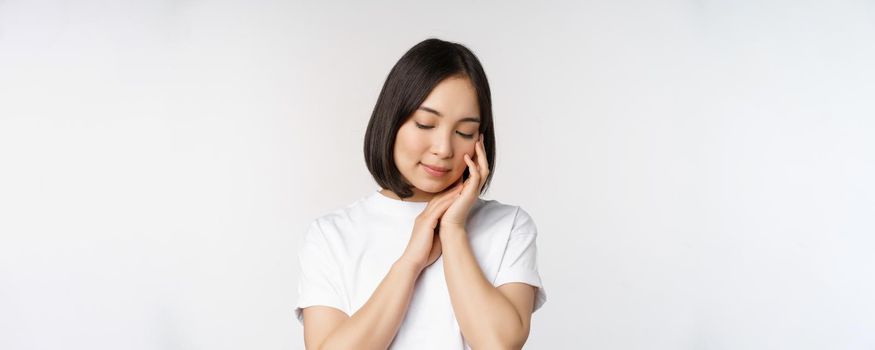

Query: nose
[429,130,453,159]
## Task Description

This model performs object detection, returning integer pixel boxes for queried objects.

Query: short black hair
[364,38,496,199]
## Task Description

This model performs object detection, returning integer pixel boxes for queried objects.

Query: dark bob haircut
[363,38,496,199]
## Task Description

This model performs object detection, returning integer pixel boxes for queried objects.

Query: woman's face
[393,75,481,201]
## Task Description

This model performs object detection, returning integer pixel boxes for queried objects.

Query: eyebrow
[418,106,481,123]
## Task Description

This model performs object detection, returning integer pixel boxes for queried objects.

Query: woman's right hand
[398,182,463,272]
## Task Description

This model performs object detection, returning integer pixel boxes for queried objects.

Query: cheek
[463,142,476,159]
[395,129,425,165]
[393,128,412,154]
[454,144,476,168]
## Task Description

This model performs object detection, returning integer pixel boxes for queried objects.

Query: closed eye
[417,122,475,139]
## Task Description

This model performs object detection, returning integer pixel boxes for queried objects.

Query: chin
[411,179,451,194]
[412,183,443,194]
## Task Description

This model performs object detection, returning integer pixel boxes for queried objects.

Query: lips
[421,163,450,176]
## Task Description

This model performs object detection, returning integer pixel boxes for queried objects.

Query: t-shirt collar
[368,188,429,216]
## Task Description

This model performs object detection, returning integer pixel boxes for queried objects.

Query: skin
[304,75,537,349]
[436,136,537,349]
[380,75,482,203]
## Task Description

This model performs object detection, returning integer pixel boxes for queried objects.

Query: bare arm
[432,135,539,349]
[304,185,463,350]
[440,227,536,350]
[304,259,422,350]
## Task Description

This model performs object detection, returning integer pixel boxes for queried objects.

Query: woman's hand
[440,134,490,231]
[398,181,464,272]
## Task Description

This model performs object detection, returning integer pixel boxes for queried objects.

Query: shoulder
[305,196,371,241]
[472,197,519,217]
[471,198,537,232]
[474,198,535,219]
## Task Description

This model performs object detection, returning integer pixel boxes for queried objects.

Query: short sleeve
[293,220,349,324]
[492,207,547,313]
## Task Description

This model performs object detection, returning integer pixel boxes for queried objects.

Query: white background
[2,0,874,349]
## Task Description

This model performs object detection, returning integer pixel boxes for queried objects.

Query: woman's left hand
[440,134,489,231]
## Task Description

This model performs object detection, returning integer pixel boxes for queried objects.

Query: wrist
[439,222,466,231]
[393,257,425,275]
[438,225,467,240]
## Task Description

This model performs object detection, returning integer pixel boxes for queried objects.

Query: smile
[421,163,450,177]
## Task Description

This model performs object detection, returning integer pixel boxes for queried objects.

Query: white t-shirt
[294,189,547,349]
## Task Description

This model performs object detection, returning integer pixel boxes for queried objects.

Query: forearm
[440,229,526,349]
[319,260,421,350]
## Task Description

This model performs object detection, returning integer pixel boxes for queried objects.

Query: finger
[444,182,464,201]
[463,154,481,197]
[425,196,455,226]
[464,153,480,181]
[433,183,463,210]
[429,181,462,205]
[435,182,462,203]
[422,196,450,223]
[431,190,460,219]
[475,136,489,185]
[446,179,463,194]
